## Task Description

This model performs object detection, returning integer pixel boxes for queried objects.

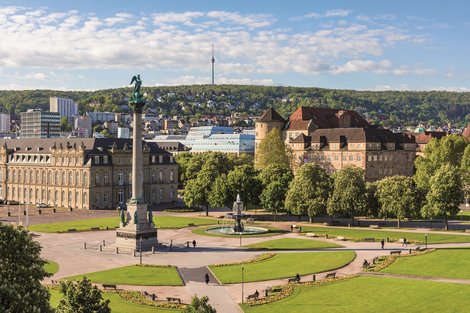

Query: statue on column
[129,74,145,112]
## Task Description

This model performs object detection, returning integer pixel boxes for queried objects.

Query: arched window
[36,170,40,183]
[84,173,88,186]
[48,171,52,184]
[170,170,174,182]
[29,170,33,183]
[54,190,58,202]
[69,171,73,185]
[159,170,163,183]
[61,190,65,203]
[76,172,80,185]
[62,171,66,184]
[83,192,88,205]
[42,171,46,183]
[55,171,59,184]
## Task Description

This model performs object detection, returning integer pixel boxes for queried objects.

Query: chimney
[337,110,351,128]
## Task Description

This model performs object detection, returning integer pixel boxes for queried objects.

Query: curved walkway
[36,221,470,312]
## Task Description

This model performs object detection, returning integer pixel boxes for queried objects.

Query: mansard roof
[310,128,414,144]
[287,107,370,130]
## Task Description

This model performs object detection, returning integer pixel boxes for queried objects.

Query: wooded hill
[1,85,469,127]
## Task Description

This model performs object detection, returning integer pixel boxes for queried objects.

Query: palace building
[0,138,178,209]
[255,107,416,181]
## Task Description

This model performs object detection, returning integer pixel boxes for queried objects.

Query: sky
[1,0,470,91]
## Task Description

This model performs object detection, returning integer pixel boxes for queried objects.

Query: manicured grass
[64,265,183,286]
[382,248,470,279]
[49,289,180,312]
[210,251,355,284]
[300,225,470,243]
[245,238,342,250]
[44,260,59,275]
[29,215,216,233]
[241,276,470,313]
[192,225,287,238]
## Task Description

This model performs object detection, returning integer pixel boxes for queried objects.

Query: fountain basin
[206,226,268,235]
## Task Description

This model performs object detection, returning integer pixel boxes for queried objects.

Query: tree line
[179,130,469,230]
[1,85,470,127]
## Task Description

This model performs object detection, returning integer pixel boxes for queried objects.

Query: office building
[50,97,78,118]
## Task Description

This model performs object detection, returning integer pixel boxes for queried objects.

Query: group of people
[380,237,408,249]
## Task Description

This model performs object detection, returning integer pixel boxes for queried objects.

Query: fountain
[206,195,268,235]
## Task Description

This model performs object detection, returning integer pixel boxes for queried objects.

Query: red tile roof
[257,108,286,123]
[287,107,370,130]
[463,124,470,141]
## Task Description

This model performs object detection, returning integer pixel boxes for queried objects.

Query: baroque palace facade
[0,138,178,209]
[255,107,416,181]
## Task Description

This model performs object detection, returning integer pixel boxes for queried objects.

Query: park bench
[363,238,375,242]
[305,233,317,237]
[325,272,336,279]
[166,297,181,304]
[246,291,259,301]
[369,225,380,229]
[326,220,341,226]
[465,229,470,233]
[90,227,100,231]
[246,217,255,224]
[102,284,117,290]
[67,228,77,232]
[390,251,401,255]
[415,246,421,251]
[288,276,301,284]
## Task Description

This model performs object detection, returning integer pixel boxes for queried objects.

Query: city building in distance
[50,97,78,118]
[256,107,416,181]
[0,138,178,209]
[0,113,11,133]
[20,109,61,139]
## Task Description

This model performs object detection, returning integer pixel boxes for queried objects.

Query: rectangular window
[342,155,346,161]
[104,192,109,203]
[368,155,372,162]
[95,192,100,204]
[95,174,100,185]
[103,156,108,164]
[159,189,163,200]
[379,155,383,161]
[118,190,124,204]
[94,156,99,164]
[334,155,339,161]
[151,155,156,163]
[104,173,108,184]
[118,172,124,185]
[349,155,353,161]
[373,155,378,161]
[357,155,362,161]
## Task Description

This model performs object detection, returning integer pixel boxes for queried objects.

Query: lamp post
[425,233,428,249]
[241,266,244,304]
[139,236,143,265]
[239,233,242,247]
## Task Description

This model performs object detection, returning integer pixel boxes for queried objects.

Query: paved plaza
[21,209,470,313]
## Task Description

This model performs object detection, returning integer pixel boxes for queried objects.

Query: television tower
[211,43,215,85]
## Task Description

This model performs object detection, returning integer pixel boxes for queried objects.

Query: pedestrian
[290,224,294,232]
[192,240,196,248]
[205,273,209,285]
[402,237,407,247]
[381,239,385,249]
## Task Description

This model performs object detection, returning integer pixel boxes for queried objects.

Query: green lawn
[49,289,180,313]
[382,248,470,279]
[300,225,470,243]
[245,238,342,250]
[44,260,59,275]
[29,215,216,233]
[64,265,183,286]
[192,225,287,238]
[241,276,470,313]
[210,251,355,284]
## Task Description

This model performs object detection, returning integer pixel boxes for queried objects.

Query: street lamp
[239,233,242,247]
[241,266,244,304]
[139,236,143,265]
[424,233,428,249]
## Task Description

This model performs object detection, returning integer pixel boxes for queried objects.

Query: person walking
[192,240,196,248]
[381,239,385,249]
[205,273,210,285]
[402,237,407,247]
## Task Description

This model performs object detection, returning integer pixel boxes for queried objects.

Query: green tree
[183,295,216,313]
[208,174,230,208]
[255,128,289,170]
[364,182,379,217]
[285,163,332,222]
[56,277,110,313]
[226,164,261,208]
[376,176,420,228]
[0,224,52,313]
[175,152,193,186]
[415,135,469,190]
[258,164,293,219]
[61,116,72,132]
[327,166,367,220]
[422,164,464,230]
[461,144,470,203]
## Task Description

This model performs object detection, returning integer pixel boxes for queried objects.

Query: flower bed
[212,253,276,267]
[246,275,358,306]
[117,291,186,309]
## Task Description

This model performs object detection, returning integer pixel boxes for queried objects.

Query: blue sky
[1,0,470,91]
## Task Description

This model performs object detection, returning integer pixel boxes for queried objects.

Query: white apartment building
[50,97,78,118]
[0,113,11,133]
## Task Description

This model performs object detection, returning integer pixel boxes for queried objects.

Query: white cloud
[0,6,434,83]
[24,72,48,80]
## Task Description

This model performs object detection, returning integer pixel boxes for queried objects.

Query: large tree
[226,164,261,208]
[462,144,470,203]
[285,163,331,222]
[422,164,464,230]
[258,164,293,219]
[415,134,469,190]
[255,128,289,170]
[56,277,110,313]
[0,224,53,313]
[327,166,368,219]
[376,176,420,228]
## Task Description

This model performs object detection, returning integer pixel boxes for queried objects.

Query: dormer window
[94,156,99,164]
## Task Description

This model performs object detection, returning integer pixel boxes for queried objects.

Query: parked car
[7,200,19,205]
[36,203,49,208]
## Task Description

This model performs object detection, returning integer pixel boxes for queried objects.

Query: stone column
[132,111,143,200]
